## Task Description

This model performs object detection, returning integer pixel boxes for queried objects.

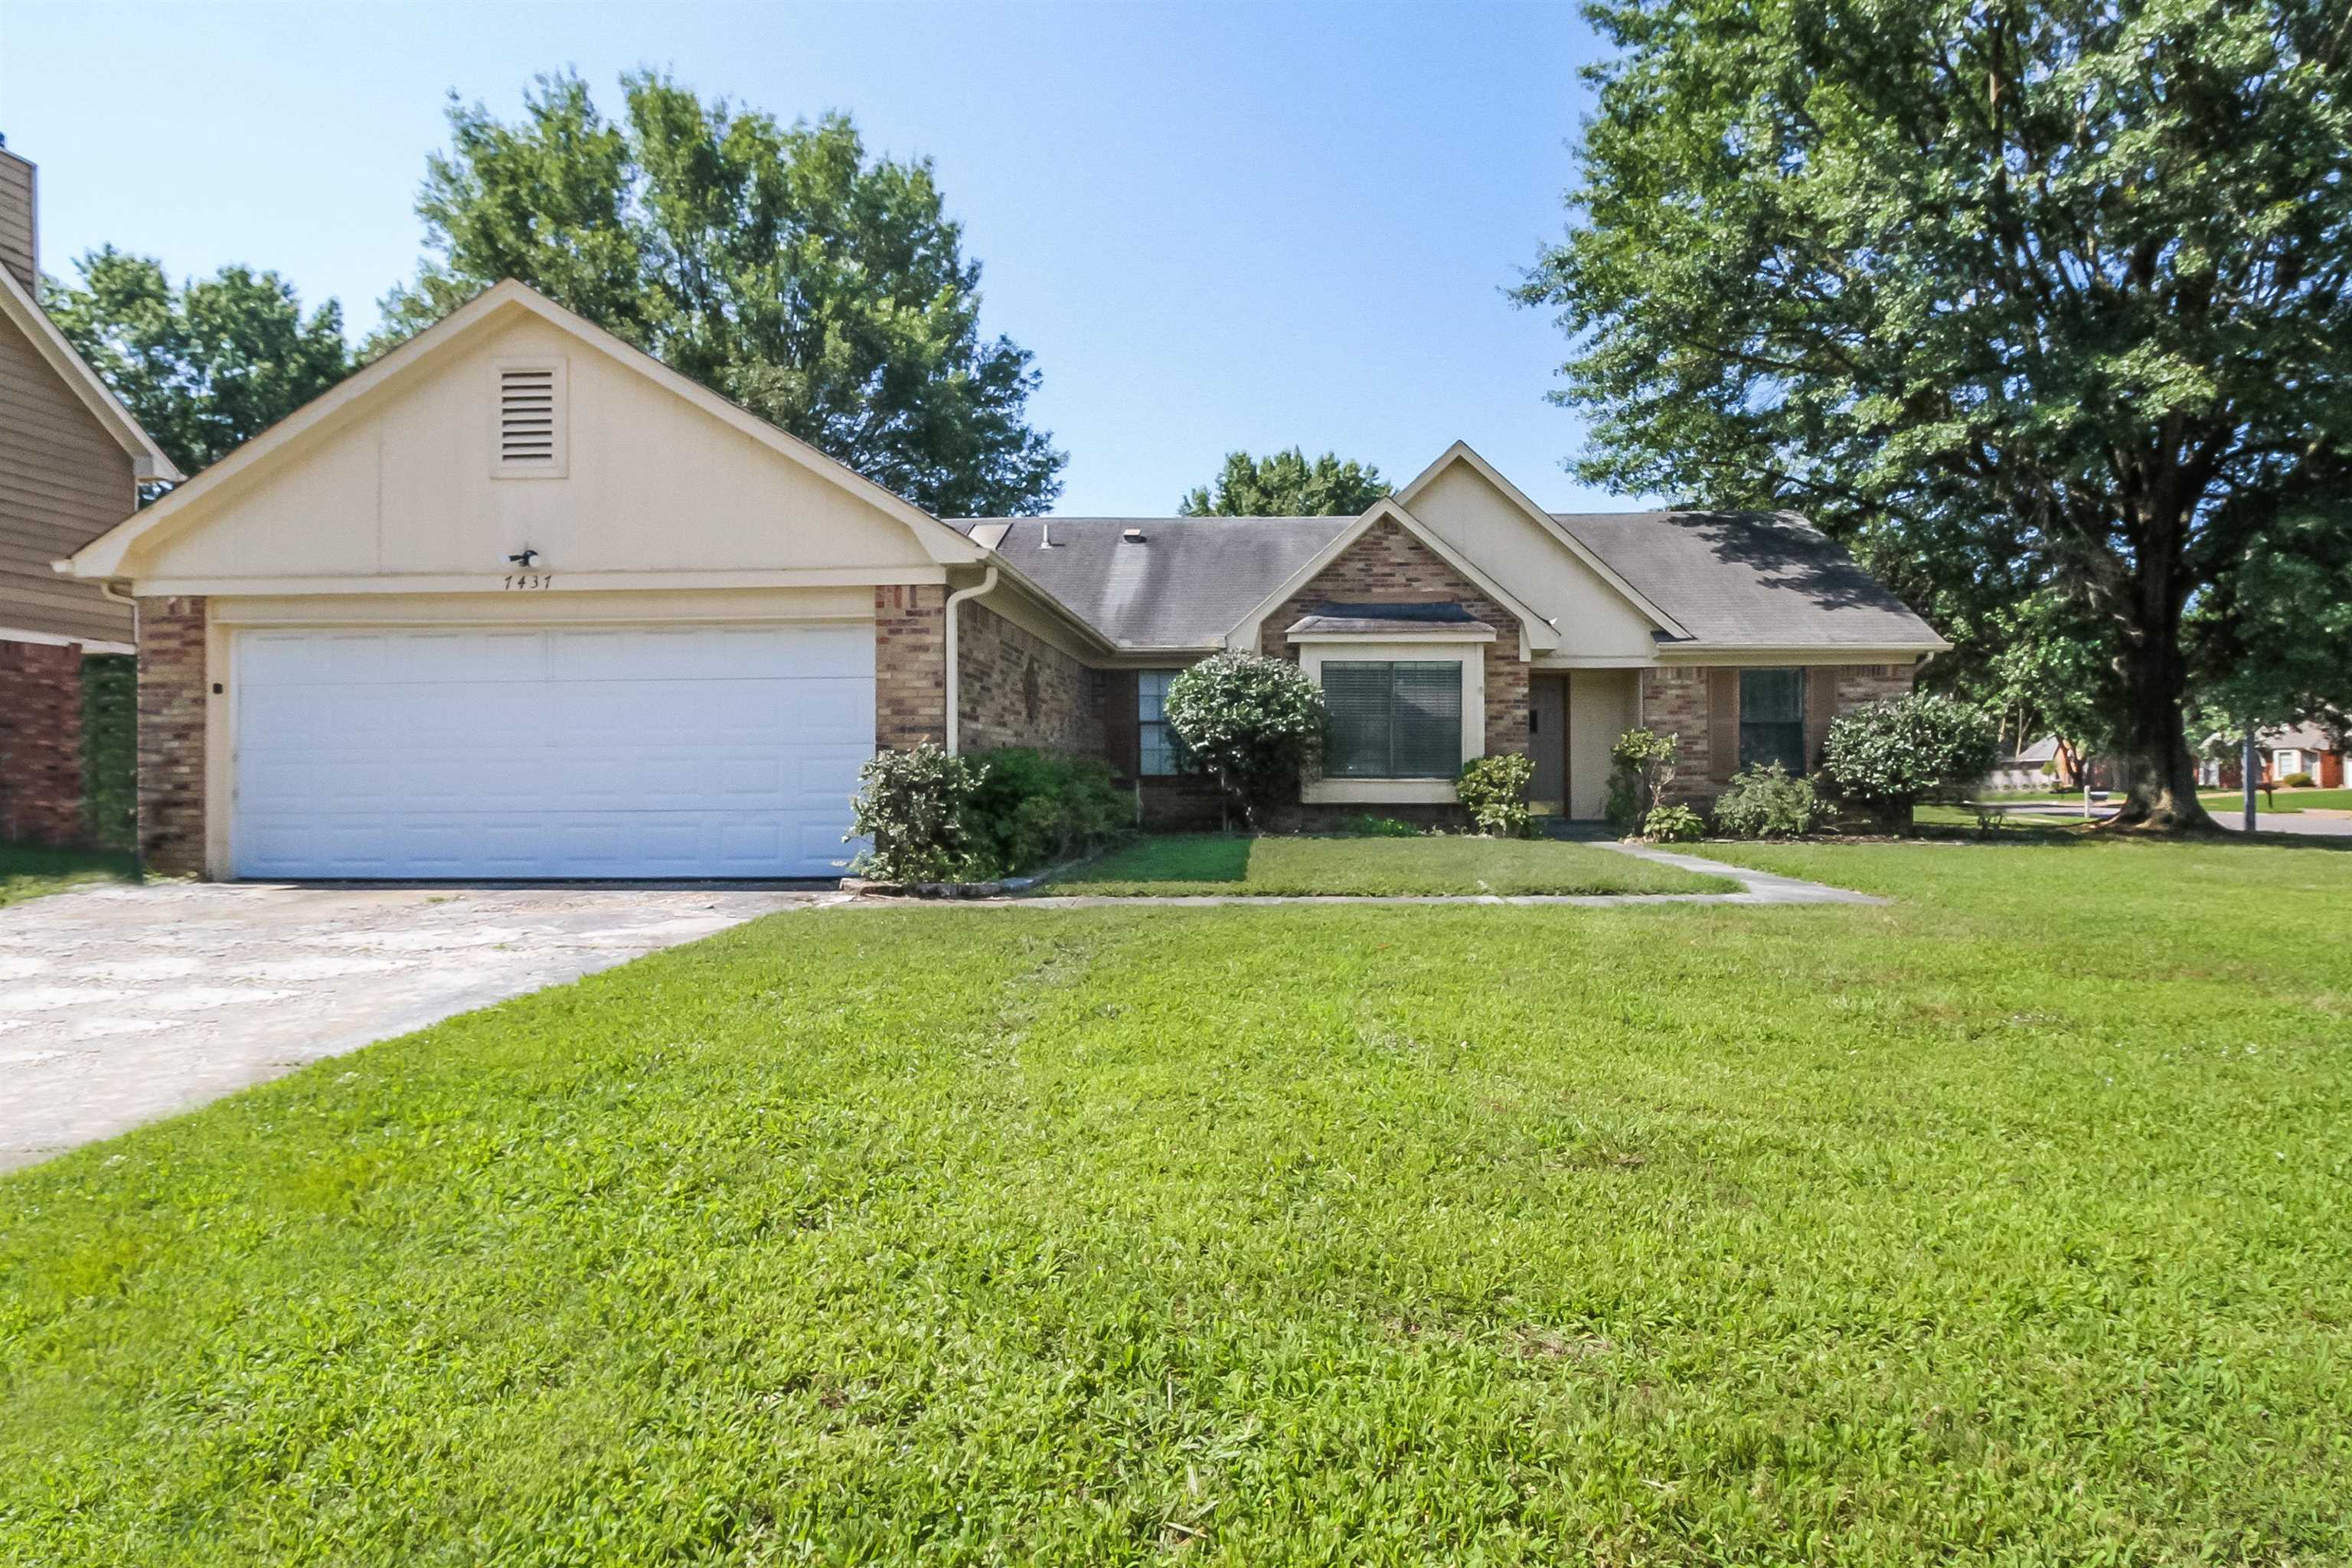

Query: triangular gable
[1223,496,1563,655]
[62,278,985,579]
[0,264,181,484]
[1393,441,1690,641]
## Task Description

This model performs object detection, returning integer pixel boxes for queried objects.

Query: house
[0,139,183,844]
[2199,722,2346,790]
[58,280,1946,880]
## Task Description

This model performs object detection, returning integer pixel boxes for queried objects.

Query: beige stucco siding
[1566,668,1638,819]
[0,307,136,644]
[1403,461,1658,660]
[129,317,938,586]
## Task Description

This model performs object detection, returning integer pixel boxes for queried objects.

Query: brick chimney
[0,137,35,292]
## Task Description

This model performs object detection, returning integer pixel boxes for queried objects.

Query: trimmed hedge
[80,653,136,851]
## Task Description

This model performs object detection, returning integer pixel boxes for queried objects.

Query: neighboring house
[1987,735,2063,792]
[0,138,183,844]
[2199,722,2347,790]
[60,279,1945,880]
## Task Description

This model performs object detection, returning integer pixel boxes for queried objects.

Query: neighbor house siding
[1257,517,1531,763]
[957,599,1103,758]
[874,584,946,751]
[0,307,138,646]
[136,595,207,876]
[0,637,83,843]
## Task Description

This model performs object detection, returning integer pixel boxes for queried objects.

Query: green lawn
[5,838,2349,1562]
[2201,787,2352,814]
[0,841,137,909]
[1038,832,1735,896]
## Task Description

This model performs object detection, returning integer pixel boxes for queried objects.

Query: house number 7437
[503,573,553,590]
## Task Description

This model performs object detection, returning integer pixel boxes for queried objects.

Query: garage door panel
[234,622,874,878]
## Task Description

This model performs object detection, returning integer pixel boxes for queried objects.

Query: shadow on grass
[1068,834,1255,886]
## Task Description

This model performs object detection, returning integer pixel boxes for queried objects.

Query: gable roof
[1550,510,1947,650]
[60,278,985,579]
[949,514,1352,648]
[0,263,181,483]
[1393,440,1690,641]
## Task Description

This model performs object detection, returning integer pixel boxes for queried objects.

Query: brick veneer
[1258,518,1532,765]
[0,639,85,844]
[958,599,1103,756]
[874,584,946,750]
[1642,662,1920,805]
[136,596,208,876]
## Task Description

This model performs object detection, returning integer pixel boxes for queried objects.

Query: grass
[1037,832,1736,897]
[4,838,2350,1563]
[0,841,137,909]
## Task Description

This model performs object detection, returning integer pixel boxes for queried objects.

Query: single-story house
[0,139,183,845]
[2199,722,2346,790]
[59,280,1946,880]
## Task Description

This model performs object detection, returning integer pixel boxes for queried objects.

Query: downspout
[942,565,999,756]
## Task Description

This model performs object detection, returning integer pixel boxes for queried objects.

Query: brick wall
[0,638,85,844]
[958,599,1104,757]
[1640,662,1920,805]
[1834,663,1917,713]
[874,584,946,751]
[136,596,208,876]
[1257,518,1531,763]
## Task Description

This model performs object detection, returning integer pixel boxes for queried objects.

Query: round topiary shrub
[1163,652,1328,829]
[1820,693,1998,828]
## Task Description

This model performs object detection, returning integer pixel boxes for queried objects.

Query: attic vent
[492,358,567,478]
[1122,527,1146,544]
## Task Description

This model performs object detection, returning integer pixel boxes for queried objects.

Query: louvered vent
[492,360,566,476]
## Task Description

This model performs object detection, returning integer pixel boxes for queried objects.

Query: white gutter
[942,564,999,755]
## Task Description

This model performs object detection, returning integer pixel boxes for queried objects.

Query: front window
[1322,661,1462,778]
[1739,668,1808,774]
[1138,669,1182,776]
[2276,749,2302,777]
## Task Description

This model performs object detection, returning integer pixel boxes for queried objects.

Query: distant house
[0,139,181,845]
[2199,722,2347,790]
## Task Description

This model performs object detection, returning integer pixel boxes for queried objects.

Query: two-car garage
[230,621,874,880]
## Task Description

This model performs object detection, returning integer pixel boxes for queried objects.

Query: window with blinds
[1137,669,1184,776]
[1738,667,1807,773]
[1323,661,1463,778]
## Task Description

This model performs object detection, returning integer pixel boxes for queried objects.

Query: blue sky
[1,1,1623,515]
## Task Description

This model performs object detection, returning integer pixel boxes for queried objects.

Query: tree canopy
[1178,448,1389,516]
[1521,0,2352,830]
[377,70,1065,518]
[44,247,351,482]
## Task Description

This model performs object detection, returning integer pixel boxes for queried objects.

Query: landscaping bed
[1032,832,1737,897]
[0,842,137,910]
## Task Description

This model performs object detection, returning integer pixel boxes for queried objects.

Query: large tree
[1178,447,1389,515]
[44,247,350,482]
[377,70,1064,518]
[1521,0,2352,829]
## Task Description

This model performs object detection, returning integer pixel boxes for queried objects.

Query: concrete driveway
[0,882,833,1171]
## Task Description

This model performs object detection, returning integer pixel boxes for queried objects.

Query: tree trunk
[2105,623,2216,832]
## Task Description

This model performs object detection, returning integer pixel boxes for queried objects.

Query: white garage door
[233,622,874,879]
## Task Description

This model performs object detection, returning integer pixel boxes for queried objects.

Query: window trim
[1295,637,1485,804]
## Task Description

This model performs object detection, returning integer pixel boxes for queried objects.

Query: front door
[1530,677,1566,812]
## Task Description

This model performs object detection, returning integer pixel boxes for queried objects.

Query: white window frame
[1136,668,1183,777]
[490,357,569,479]
[1292,633,1490,804]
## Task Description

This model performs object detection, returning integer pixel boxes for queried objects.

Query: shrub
[1163,652,1328,829]
[80,653,136,851]
[1340,814,1422,837]
[1821,694,1998,826]
[963,748,1129,874]
[847,744,989,883]
[1606,727,1677,835]
[2278,770,2315,789]
[1455,753,1536,838]
[1642,803,1705,843]
[1711,763,1828,839]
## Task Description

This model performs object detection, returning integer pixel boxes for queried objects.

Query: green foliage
[1339,815,1423,838]
[1178,448,1389,516]
[44,249,349,482]
[1822,695,2001,822]
[1710,763,1827,840]
[1040,834,1730,897]
[1455,753,1536,838]
[77,655,136,852]
[0,842,136,908]
[1605,727,1677,835]
[2188,505,2352,742]
[375,70,1063,516]
[1640,802,1706,843]
[2278,771,2315,789]
[1522,0,2352,825]
[846,744,988,883]
[961,748,1128,876]
[1162,652,1328,828]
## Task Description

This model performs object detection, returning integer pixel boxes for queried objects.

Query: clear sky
[0,1,1626,516]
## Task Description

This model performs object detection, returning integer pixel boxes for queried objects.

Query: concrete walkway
[0,882,828,1171]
